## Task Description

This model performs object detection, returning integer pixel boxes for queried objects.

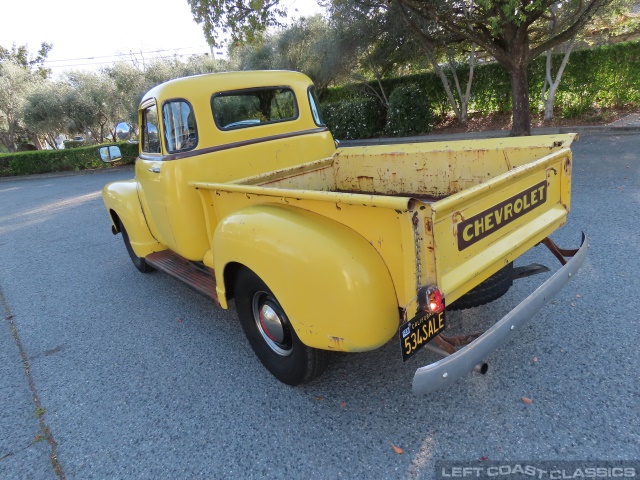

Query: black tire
[234,268,328,385]
[119,220,154,273]
[447,263,513,311]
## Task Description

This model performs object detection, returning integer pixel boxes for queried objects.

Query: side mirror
[115,122,131,141]
[99,145,122,163]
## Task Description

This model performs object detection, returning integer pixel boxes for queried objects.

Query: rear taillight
[418,286,444,314]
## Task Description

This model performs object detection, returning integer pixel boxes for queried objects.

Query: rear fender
[102,180,163,257]
[214,204,399,352]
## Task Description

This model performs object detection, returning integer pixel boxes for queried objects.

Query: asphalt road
[1,132,638,479]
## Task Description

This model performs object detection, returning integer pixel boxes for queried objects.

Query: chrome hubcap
[252,292,293,357]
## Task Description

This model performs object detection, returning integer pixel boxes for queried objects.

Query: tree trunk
[397,5,463,122]
[510,63,531,136]
[542,38,575,122]
[29,133,42,150]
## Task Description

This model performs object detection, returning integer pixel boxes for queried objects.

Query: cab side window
[212,87,297,130]
[163,100,198,153]
[141,105,160,154]
[308,87,325,126]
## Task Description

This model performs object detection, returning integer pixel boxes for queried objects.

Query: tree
[0,42,52,151]
[0,42,53,78]
[23,81,73,149]
[540,4,577,122]
[103,61,148,127]
[188,0,286,47]
[540,0,638,121]
[0,62,43,151]
[395,3,477,124]
[394,0,611,135]
[273,15,355,90]
[327,0,478,123]
[327,0,421,106]
[62,71,124,143]
[227,15,356,91]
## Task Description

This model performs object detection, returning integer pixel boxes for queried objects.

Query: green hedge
[63,140,86,149]
[0,142,138,177]
[322,98,386,139]
[321,40,640,137]
[384,84,434,137]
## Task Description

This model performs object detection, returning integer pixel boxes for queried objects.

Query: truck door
[135,100,176,249]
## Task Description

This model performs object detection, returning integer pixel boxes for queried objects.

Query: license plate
[399,309,446,362]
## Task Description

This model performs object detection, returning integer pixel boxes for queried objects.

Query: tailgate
[429,146,573,304]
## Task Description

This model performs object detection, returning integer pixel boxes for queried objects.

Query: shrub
[384,84,434,137]
[0,142,138,177]
[63,140,86,149]
[322,98,386,140]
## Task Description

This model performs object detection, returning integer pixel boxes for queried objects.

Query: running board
[145,250,219,305]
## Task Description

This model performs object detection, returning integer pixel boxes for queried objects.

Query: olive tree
[23,81,73,149]
[0,42,52,78]
[0,42,51,151]
[62,71,125,143]
[327,0,416,106]
[228,15,356,91]
[0,62,43,151]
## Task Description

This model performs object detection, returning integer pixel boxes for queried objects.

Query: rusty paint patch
[357,175,375,192]
[452,211,465,223]
[503,151,513,170]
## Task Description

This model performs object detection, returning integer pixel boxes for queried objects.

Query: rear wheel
[234,268,328,385]
[448,263,513,311]
[119,220,154,273]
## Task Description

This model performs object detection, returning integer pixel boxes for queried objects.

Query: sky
[1,0,323,74]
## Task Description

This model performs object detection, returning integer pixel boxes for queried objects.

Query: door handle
[149,167,160,173]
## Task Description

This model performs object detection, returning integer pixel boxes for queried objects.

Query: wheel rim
[251,291,293,357]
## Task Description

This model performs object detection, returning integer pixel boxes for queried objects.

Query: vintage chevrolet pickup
[100,70,587,394]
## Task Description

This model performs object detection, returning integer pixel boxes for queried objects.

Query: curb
[0,164,134,183]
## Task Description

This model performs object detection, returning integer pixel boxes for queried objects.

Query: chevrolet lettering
[99,71,586,395]
[458,181,548,250]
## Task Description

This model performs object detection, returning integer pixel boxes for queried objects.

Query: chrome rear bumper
[412,233,587,395]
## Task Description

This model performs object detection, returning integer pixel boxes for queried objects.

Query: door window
[141,104,160,154]
[163,100,198,153]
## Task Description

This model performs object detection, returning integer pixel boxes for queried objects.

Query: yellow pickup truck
[100,71,586,394]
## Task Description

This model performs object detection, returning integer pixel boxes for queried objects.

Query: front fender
[102,180,163,257]
[214,204,399,352]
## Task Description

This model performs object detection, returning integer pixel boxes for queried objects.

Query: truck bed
[193,134,576,308]
[230,135,573,199]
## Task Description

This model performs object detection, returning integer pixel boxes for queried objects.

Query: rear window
[211,87,298,130]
